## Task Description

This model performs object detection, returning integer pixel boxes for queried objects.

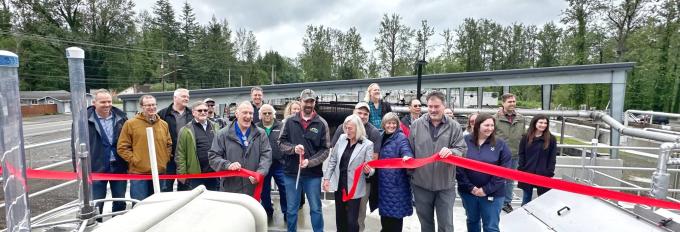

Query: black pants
[335,191,361,232]
[380,216,404,232]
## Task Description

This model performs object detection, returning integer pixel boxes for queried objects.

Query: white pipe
[146,127,161,194]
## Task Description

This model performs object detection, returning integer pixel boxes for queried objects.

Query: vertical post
[271,65,275,85]
[0,50,31,231]
[560,116,566,156]
[542,84,552,110]
[173,53,178,90]
[240,75,243,87]
[146,128,161,194]
[228,69,231,87]
[459,87,465,109]
[651,143,675,200]
[503,86,510,94]
[66,47,96,222]
[610,70,626,159]
[416,60,426,100]
[476,87,483,108]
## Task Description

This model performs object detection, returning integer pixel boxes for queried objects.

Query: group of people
[82,83,558,232]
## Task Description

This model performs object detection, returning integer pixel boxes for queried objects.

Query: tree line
[1,0,679,112]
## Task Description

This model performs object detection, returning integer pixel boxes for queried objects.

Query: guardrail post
[0,50,31,231]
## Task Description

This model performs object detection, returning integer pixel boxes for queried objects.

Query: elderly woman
[323,114,374,232]
[377,112,413,232]
[456,114,511,232]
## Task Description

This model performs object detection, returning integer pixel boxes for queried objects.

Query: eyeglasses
[206,104,215,107]
[412,104,421,107]
[196,109,209,113]
[142,104,156,107]
[262,112,273,115]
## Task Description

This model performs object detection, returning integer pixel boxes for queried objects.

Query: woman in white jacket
[323,114,374,232]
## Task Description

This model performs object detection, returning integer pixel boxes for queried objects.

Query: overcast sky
[134,0,568,59]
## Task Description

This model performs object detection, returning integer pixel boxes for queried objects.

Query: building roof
[20,90,71,101]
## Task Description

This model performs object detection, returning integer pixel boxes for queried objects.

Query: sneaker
[502,203,514,213]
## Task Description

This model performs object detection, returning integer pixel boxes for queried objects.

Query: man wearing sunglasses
[204,98,227,129]
[176,101,221,191]
[256,104,288,221]
[400,99,422,137]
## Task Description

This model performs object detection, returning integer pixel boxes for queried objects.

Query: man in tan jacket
[117,95,172,201]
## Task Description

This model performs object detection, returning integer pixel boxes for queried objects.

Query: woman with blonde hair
[364,83,392,130]
[284,100,302,118]
[323,114,374,232]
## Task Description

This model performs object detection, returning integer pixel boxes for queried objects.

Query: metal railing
[554,142,680,201]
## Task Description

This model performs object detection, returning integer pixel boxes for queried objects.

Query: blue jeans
[504,158,519,205]
[261,162,287,217]
[161,161,190,192]
[459,191,504,232]
[130,180,154,201]
[92,180,127,213]
[283,175,323,232]
[188,178,220,191]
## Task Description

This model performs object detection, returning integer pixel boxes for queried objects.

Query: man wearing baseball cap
[278,89,330,232]
[204,98,227,128]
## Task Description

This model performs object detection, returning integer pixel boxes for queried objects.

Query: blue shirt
[456,134,512,197]
[96,113,115,161]
[234,122,251,148]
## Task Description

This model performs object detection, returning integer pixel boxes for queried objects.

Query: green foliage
[7,0,680,114]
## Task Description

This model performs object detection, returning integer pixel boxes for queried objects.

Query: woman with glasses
[457,114,511,232]
[377,112,413,232]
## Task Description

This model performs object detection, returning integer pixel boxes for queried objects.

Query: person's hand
[372,153,378,160]
[248,176,258,184]
[363,164,373,174]
[227,162,241,171]
[402,156,413,162]
[322,179,330,192]
[438,147,452,158]
[295,144,305,155]
[300,159,309,168]
[472,187,486,197]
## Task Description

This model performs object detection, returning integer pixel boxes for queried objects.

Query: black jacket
[71,106,128,173]
[158,103,194,157]
[517,134,557,190]
[278,112,330,177]
[257,120,284,165]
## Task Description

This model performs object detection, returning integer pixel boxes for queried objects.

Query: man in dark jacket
[256,104,287,220]
[278,89,330,232]
[84,89,128,215]
[209,101,272,194]
[204,98,227,129]
[157,88,193,192]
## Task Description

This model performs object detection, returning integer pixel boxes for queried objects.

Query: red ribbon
[342,154,680,210]
[10,168,264,201]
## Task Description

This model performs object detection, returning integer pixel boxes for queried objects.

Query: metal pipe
[557,164,680,172]
[30,219,82,229]
[66,47,96,222]
[626,110,680,119]
[24,138,71,150]
[651,142,680,199]
[560,116,566,156]
[0,50,31,231]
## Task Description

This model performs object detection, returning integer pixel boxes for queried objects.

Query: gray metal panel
[500,208,554,231]
[510,190,667,231]
[117,63,635,105]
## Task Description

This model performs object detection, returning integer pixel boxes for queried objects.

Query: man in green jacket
[494,93,526,213]
[176,101,220,190]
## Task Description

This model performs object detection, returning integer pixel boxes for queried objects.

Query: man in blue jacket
[86,89,128,216]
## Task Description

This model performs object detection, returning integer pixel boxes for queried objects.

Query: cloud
[134,0,568,58]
